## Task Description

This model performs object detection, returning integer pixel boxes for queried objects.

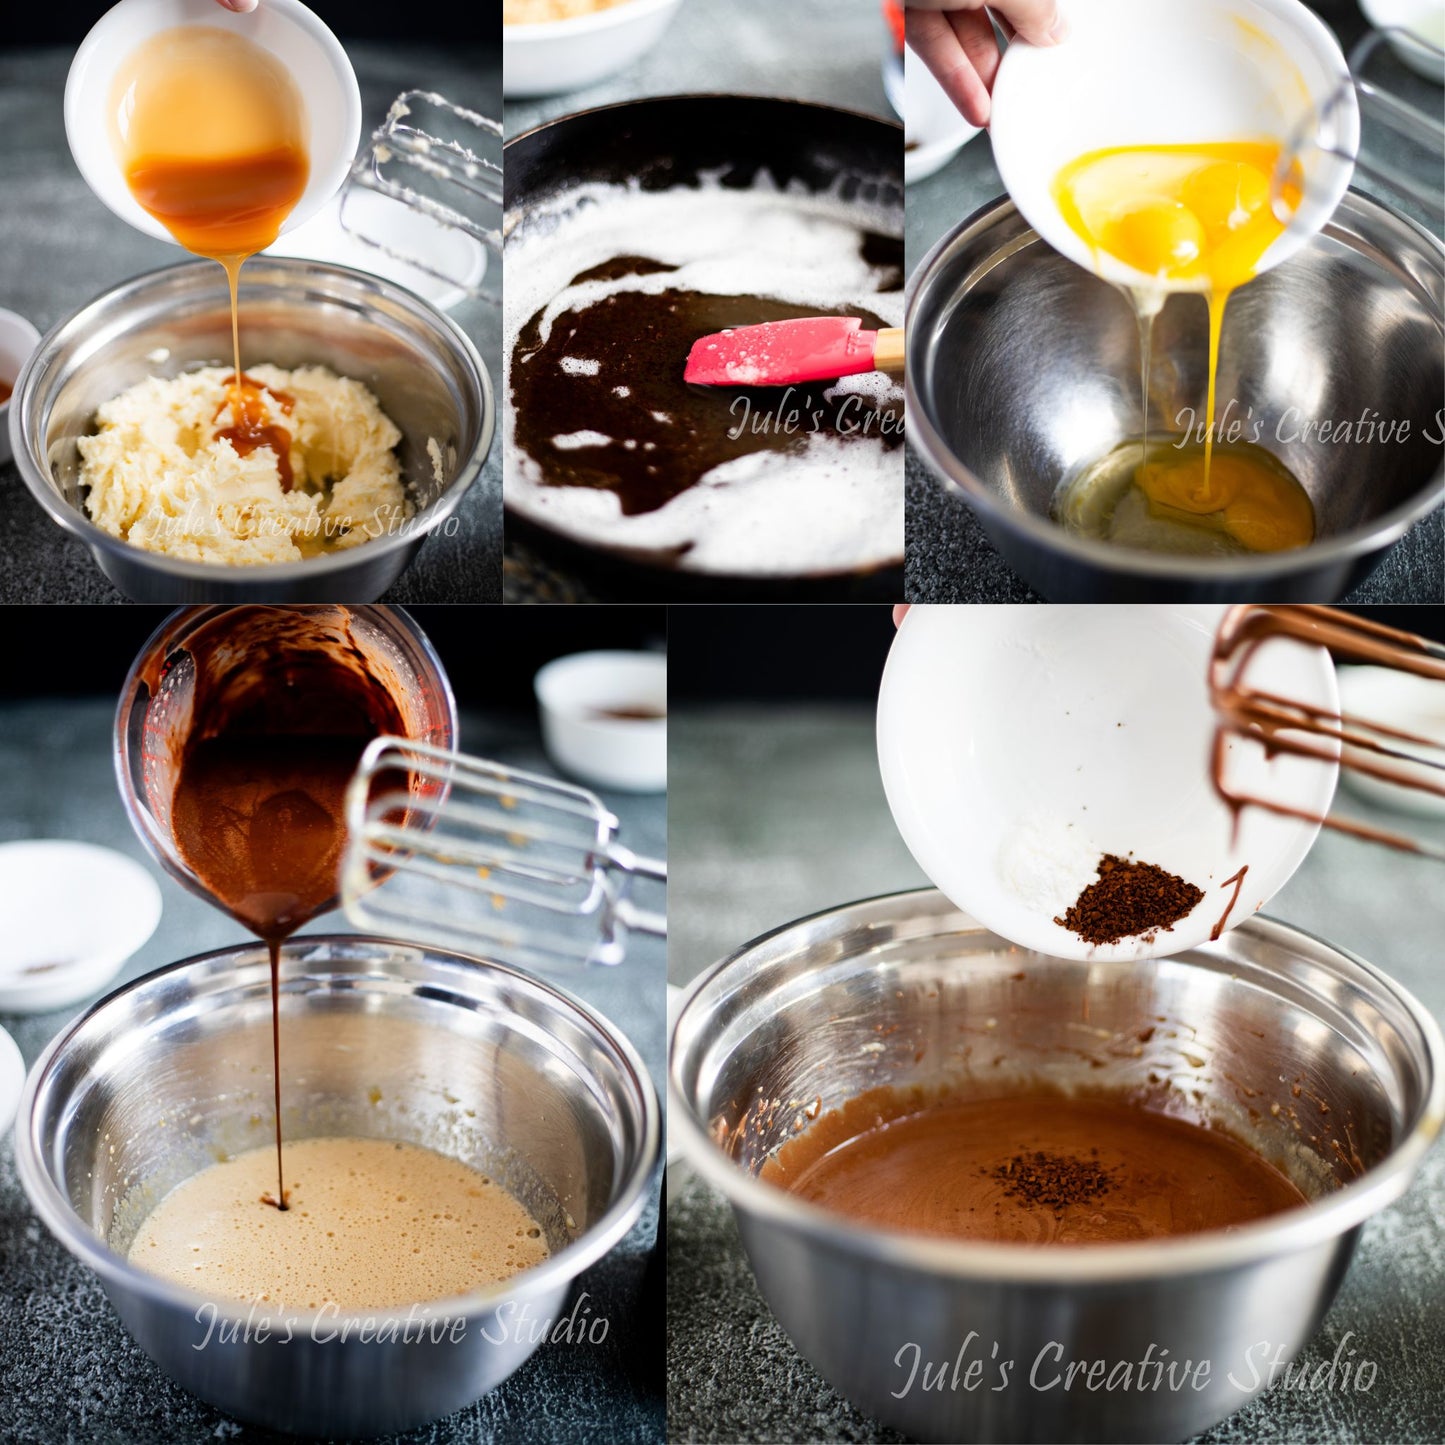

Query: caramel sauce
[110,28,309,460]
[212,372,297,490]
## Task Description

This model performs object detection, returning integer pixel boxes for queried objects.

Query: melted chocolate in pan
[510,237,904,517]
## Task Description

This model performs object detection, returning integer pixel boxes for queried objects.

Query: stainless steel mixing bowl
[8,258,494,602]
[670,889,1444,1443]
[907,191,1445,601]
[16,935,658,1437]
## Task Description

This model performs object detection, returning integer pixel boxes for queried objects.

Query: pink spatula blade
[684,317,878,387]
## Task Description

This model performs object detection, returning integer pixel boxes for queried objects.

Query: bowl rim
[7,256,495,585]
[669,887,1445,1283]
[15,933,660,1328]
[502,0,682,42]
[905,189,1445,584]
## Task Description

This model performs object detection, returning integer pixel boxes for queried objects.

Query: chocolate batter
[510,240,904,517]
[164,608,409,1208]
[762,1088,1307,1244]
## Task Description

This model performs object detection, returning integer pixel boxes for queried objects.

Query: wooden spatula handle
[873,327,905,376]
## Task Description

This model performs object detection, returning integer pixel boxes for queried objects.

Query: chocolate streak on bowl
[504,96,905,601]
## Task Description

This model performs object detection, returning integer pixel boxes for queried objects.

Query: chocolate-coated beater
[1210,605,1445,860]
[340,737,666,970]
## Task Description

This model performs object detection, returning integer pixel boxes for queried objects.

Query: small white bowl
[1360,0,1445,83]
[0,841,163,1013]
[503,0,684,98]
[0,308,41,467]
[0,1025,23,1141]
[65,0,362,250]
[990,0,1359,291]
[1338,664,1445,817]
[878,605,1339,962]
[535,651,667,793]
[904,46,981,185]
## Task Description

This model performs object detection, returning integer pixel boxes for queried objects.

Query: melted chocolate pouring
[166,609,409,1210]
[510,236,904,516]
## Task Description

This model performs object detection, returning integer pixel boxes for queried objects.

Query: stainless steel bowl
[670,890,1444,1443]
[8,259,494,602]
[16,935,658,1437]
[906,191,1445,601]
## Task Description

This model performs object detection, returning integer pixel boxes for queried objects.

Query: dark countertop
[502,0,900,604]
[666,704,1445,1444]
[904,0,1445,604]
[0,43,503,604]
[0,697,664,1445]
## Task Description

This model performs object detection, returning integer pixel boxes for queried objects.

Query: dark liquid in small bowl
[591,704,666,722]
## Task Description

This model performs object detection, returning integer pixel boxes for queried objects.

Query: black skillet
[503,94,905,603]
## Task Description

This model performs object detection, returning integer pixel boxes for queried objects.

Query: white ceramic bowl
[503,0,684,98]
[65,0,361,249]
[535,650,667,793]
[990,0,1359,291]
[878,605,1340,961]
[904,44,981,185]
[1338,664,1445,817]
[0,841,163,1012]
[0,308,40,467]
[0,1026,23,1140]
[1361,0,1445,82]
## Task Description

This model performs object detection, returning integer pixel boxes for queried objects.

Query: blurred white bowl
[1338,664,1445,817]
[66,0,361,249]
[904,45,981,184]
[535,651,667,793]
[503,0,684,98]
[0,1026,22,1141]
[0,308,40,467]
[1360,0,1445,82]
[878,605,1339,961]
[0,841,163,1012]
[990,0,1359,291]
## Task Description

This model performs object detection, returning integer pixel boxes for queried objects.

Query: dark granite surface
[666,704,1445,1444]
[501,0,900,604]
[0,697,664,1444]
[0,43,503,603]
[904,0,1445,604]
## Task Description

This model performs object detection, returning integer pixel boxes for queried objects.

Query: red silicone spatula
[683,316,905,387]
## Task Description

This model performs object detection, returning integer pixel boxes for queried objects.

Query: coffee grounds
[990,1150,1115,1213]
[1055,854,1204,946]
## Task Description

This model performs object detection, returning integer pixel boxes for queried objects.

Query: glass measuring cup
[114,604,457,923]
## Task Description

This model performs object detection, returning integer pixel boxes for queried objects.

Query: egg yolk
[1136,446,1314,552]
[1053,142,1298,291]
[1053,141,1306,546]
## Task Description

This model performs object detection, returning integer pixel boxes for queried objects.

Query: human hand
[893,604,910,628]
[215,0,257,11]
[905,1,1068,128]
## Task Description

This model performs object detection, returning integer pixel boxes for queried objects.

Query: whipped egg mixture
[1052,141,1315,556]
